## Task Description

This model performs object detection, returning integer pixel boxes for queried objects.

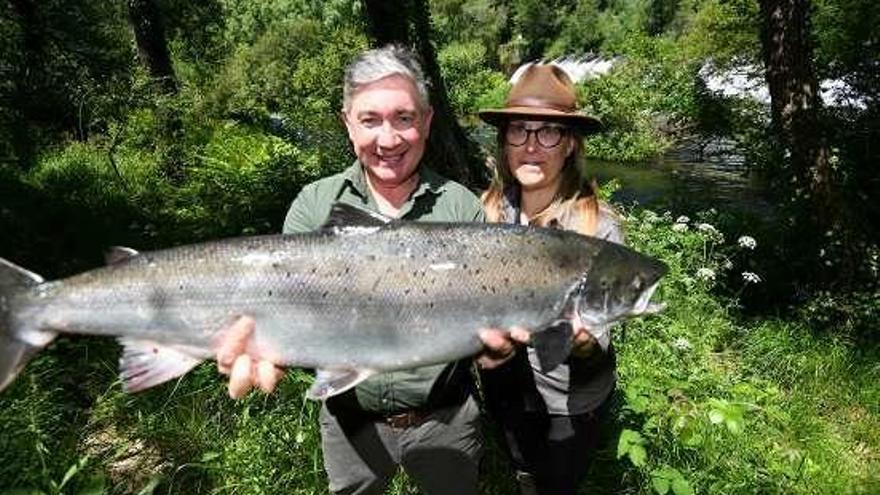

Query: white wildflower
[723,260,734,270]
[672,222,688,232]
[672,337,692,350]
[697,223,717,234]
[696,267,716,282]
[742,271,762,284]
[738,235,757,250]
[676,215,690,224]
[697,223,724,242]
[644,210,662,223]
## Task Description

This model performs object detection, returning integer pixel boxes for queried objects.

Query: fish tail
[0,257,55,392]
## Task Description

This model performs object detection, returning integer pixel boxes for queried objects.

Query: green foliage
[594,208,880,494]
[579,35,700,161]
[545,0,604,58]
[681,0,761,64]
[593,0,653,51]
[437,42,508,120]
[1,0,135,166]
[618,428,648,467]
[207,19,365,125]
[430,0,507,55]
[217,0,363,46]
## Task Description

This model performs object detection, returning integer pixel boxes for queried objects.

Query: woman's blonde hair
[481,128,600,236]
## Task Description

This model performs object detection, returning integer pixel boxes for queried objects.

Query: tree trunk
[127,0,177,94]
[759,0,834,228]
[6,0,39,167]
[362,0,412,46]
[361,0,488,190]
[759,0,852,285]
[127,0,184,181]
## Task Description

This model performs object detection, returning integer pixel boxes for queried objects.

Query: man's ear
[341,111,355,140]
[422,106,434,131]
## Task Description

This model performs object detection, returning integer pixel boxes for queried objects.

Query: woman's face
[504,119,575,193]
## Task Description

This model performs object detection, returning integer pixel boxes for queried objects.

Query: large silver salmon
[0,204,667,400]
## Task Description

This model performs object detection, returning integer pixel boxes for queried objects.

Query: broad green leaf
[629,444,648,467]
[726,417,744,434]
[652,475,671,494]
[672,477,695,495]
[617,429,644,459]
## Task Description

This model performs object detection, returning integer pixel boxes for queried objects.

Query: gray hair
[342,45,431,111]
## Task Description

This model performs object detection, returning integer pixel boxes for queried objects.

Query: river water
[588,151,775,219]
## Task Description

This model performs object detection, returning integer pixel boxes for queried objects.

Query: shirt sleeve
[455,184,486,222]
[282,183,322,234]
[597,204,626,246]
[468,199,487,222]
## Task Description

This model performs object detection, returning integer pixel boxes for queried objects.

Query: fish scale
[0,204,667,399]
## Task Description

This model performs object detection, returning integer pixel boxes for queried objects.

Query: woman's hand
[216,316,285,399]
[570,315,598,358]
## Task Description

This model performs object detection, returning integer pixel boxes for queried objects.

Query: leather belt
[384,409,432,429]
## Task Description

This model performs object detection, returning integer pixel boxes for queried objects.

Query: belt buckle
[385,410,425,428]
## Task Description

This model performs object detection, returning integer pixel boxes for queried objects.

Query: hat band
[506,96,577,113]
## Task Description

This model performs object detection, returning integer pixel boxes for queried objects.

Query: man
[216,45,525,494]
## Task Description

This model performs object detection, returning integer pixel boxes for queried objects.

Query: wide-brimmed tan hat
[478,64,602,134]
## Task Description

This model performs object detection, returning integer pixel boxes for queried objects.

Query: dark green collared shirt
[283,161,485,414]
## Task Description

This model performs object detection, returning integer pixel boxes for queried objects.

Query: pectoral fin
[307,368,376,401]
[119,339,206,392]
[531,320,574,372]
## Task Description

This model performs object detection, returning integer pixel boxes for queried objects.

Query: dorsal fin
[0,257,44,289]
[105,246,140,265]
[320,203,392,230]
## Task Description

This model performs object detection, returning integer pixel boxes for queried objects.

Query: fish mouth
[574,279,664,327]
[631,281,662,315]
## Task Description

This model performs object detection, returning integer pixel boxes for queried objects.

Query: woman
[478,64,623,495]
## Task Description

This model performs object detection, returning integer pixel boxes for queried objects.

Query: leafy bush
[438,41,509,121]
[595,208,879,494]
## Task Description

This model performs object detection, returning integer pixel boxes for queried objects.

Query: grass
[0,150,878,494]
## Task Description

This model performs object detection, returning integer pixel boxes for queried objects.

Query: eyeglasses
[505,124,568,148]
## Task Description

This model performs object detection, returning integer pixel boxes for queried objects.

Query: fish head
[573,244,668,326]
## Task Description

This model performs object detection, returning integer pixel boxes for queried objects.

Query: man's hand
[216,316,285,399]
[476,327,531,369]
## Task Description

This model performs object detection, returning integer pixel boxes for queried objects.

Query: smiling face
[504,120,575,195]
[342,74,433,191]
